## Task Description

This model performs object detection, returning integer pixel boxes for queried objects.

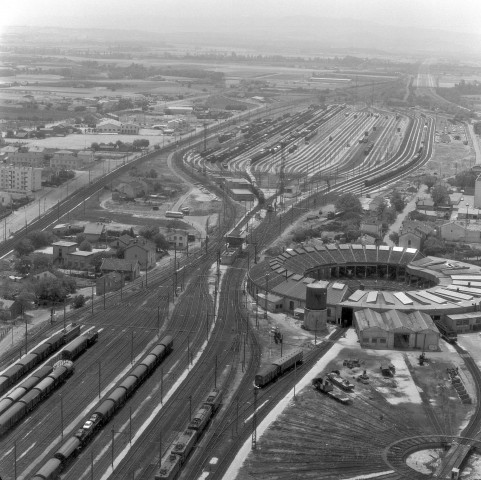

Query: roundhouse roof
[248,244,481,315]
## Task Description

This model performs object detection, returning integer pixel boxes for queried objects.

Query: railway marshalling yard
[1,63,481,480]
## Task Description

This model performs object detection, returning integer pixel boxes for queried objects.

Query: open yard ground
[233,327,476,480]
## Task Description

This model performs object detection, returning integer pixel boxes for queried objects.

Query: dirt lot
[234,325,476,480]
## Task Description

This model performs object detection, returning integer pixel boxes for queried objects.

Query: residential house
[368,196,386,214]
[50,150,85,171]
[398,220,434,250]
[0,192,12,206]
[66,251,96,270]
[0,299,24,320]
[100,258,140,281]
[166,231,188,249]
[440,221,481,243]
[120,123,140,134]
[9,147,46,168]
[114,180,149,199]
[96,272,124,296]
[77,150,95,163]
[84,223,106,243]
[52,224,73,236]
[31,271,56,282]
[124,239,156,269]
[416,198,435,212]
[52,241,78,265]
[360,217,383,237]
[109,234,135,249]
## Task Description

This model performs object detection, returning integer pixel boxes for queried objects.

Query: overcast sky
[2,0,481,35]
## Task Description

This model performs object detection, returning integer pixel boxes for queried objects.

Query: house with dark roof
[100,258,140,281]
[109,234,135,249]
[96,272,124,296]
[360,217,383,237]
[399,220,435,250]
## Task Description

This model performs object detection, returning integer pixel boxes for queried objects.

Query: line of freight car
[0,364,53,417]
[0,361,74,436]
[254,348,303,388]
[363,153,421,188]
[0,324,80,396]
[61,331,99,361]
[31,335,174,480]
[155,388,223,480]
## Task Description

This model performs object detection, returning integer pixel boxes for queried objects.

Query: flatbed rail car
[33,335,174,479]
[435,320,457,343]
[254,349,303,388]
[165,211,184,219]
[312,377,352,405]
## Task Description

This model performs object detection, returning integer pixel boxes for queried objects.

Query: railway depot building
[354,308,440,350]
[247,244,481,348]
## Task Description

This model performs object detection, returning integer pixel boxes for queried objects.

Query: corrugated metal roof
[435,288,472,301]
[349,290,366,302]
[355,308,438,333]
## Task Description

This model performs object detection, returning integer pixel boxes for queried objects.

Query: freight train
[0,325,80,396]
[0,361,74,436]
[61,331,98,361]
[155,388,223,480]
[32,335,174,480]
[254,349,303,388]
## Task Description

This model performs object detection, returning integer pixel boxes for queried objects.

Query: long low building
[354,308,440,350]
[247,244,481,327]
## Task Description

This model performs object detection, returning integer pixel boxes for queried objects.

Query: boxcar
[32,457,62,480]
[17,353,39,372]
[21,388,43,411]
[0,398,13,417]
[254,364,279,388]
[118,375,139,396]
[140,354,158,372]
[159,335,174,353]
[32,365,54,380]
[94,399,116,421]
[0,402,27,435]
[63,324,81,343]
[31,343,51,359]
[107,386,128,407]
[54,435,81,462]
[129,364,149,383]
[150,344,166,359]
[155,453,182,480]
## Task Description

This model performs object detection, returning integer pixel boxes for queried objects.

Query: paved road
[383,186,425,245]
[467,123,481,165]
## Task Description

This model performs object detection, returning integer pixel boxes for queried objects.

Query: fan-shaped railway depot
[247,244,481,345]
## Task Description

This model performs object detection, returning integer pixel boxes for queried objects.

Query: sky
[2,0,481,36]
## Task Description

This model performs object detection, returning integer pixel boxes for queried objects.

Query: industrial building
[354,308,440,350]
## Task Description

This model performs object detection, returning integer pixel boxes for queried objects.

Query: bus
[165,211,184,219]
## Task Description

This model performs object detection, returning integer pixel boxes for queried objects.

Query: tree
[391,190,405,213]
[133,139,149,149]
[335,193,363,215]
[431,184,450,206]
[14,238,35,257]
[91,142,100,151]
[30,253,52,273]
[90,252,113,272]
[15,291,36,311]
[153,233,169,250]
[14,257,32,275]
[72,295,86,309]
[376,199,389,219]
[76,233,86,244]
[423,236,447,256]
[27,230,54,249]
[389,232,400,245]
[79,240,92,252]
[139,225,159,240]
[423,175,437,191]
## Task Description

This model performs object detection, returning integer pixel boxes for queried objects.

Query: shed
[354,308,439,351]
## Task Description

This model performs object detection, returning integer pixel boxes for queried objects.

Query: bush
[72,295,86,309]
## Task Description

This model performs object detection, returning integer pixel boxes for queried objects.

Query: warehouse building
[354,308,440,351]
